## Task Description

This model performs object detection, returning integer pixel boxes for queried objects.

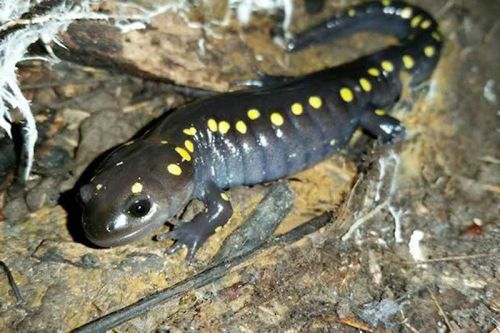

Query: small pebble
[26,178,60,211]
[3,198,29,224]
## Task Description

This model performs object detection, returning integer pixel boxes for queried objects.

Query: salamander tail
[287,0,443,85]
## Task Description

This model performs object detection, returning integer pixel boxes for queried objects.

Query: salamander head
[78,139,194,247]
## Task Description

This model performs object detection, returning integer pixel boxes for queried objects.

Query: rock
[61,109,91,131]
[32,88,58,108]
[37,146,70,171]
[3,197,29,223]
[73,110,144,178]
[55,6,256,92]
[26,177,60,211]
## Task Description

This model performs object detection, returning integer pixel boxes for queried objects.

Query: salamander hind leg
[158,181,233,262]
[360,108,406,144]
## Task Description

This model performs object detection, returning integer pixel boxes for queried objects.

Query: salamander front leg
[360,109,406,144]
[158,181,233,261]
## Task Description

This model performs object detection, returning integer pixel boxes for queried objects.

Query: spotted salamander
[79,0,443,260]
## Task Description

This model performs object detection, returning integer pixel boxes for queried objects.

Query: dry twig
[427,287,453,331]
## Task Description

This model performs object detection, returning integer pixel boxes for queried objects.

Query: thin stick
[403,322,421,333]
[336,173,364,223]
[427,287,453,331]
[20,78,111,90]
[72,211,331,332]
[341,200,389,241]
[404,253,499,264]
[0,260,24,304]
[0,12,109,33]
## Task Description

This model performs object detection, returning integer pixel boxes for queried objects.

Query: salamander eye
[127,198,151,218]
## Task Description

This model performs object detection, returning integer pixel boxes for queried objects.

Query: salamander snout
[80,189,165,247]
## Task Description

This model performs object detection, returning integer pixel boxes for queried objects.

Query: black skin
[157,181,233,259]
[79,1,443,261]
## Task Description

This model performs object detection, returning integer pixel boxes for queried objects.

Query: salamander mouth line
[83,210,171,247]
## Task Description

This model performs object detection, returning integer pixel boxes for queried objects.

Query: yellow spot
[208,118,217,132]
[359,78,372,92]
[402,55,415,69]
[167,164,182,176]
[124,140,134,146]
[247,108,260,120]
[131,182,143,194]
[400,7,412,19]
[308,96,322,109]
[431,31,441,41]
[329,139,337,146]
[381,0,391,6]
[375,109,385,116]
[175,147,191,161]
[220,192,229,201]
[235,120,247,134]
[368,67,380,77]
[424,46,436,57]
[420,20,431,29]
[218,121,230,134]
[160,140,168,144]
[270,112,284,126]
[411,15,422,28]
[184,140,194,152]
[381,60,394,72]
[291,102,303,115]
[215,226,223,233]
[96,184,103,190]
[348,8,356,17]
[183,127,197,136]
[340,87,354,102]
